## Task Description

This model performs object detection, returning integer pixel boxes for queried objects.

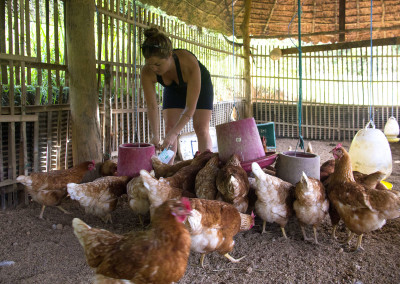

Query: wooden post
[240,0,252,118]
[65,0,102,164]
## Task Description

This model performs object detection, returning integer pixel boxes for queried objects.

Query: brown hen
[184,198,255,267]
[16,161,96,218]
[67,176,130,223]
[216,154,250,213]
[251,162,294,238]
[72,198,192,284]
[328,144,400,251]
[195,154,220,200]
[293,172,329,244]
[163,150,214,193]
[151,155,192,179]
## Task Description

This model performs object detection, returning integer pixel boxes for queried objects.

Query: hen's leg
[312,225,319,244]
[38,205,46,219]
[353,234,364,252]
[56,205,71,215]
[332,224,338,240]
[300,225,312,242]
[223,253,246,263]
[280,227,288,239]
[200,254,206,268]
[342,232,354,245]
[261,221,267,234]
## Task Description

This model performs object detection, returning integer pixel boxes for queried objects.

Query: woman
[140,28,214,162]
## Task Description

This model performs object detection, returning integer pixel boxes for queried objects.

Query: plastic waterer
[384,116,400,143]
[349,121,392,180]
[117,143,155,178]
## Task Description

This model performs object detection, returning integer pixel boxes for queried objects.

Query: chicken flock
[16,143,400,283]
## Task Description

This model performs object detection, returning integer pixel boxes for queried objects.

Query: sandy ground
[1,138,400,284]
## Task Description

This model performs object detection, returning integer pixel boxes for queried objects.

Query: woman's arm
[141,66,160,146]
[162,51,201,149]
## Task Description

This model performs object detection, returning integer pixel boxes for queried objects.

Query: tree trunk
[66,0,102,165]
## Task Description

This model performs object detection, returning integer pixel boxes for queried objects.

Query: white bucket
[349,121,392,180]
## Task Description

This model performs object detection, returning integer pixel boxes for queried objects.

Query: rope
[369,0,374,123]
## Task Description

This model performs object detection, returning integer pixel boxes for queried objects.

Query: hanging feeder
[216,117,265,163]
[349,121,392,180]
[383,116,400,143]
[117,143,155,178]
[273,0,320,185]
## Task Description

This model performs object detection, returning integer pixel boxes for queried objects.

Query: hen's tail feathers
[140,170,159,194]
[67,183,82,200]
[251,162,265,180]
[16,175,32,186]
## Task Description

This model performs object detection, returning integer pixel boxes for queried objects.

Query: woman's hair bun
[144,27,159,38]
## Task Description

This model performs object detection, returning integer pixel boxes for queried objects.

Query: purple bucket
[216,118,265,163]
[117,143,155,178]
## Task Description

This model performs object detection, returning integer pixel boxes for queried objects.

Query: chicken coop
[1,0,399,209]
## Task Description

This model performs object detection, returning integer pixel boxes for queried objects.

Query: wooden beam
[66,0,102,165]
[339,0,346,42]
[240,0,252,118]
[262,0,277,34]
[280,37,400,55]
[248,25,400,39]
[0,114,38,122]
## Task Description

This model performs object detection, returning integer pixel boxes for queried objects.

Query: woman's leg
[193,109,212,152]
[162,108,183,163]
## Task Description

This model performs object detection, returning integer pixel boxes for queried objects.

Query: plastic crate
[256,122,276,149]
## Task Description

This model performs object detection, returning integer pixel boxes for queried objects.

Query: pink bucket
[216,118,265,163]
[117,143,155,178]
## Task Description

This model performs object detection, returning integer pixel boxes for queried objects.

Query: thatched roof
[140,0,400,43]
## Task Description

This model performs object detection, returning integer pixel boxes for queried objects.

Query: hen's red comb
[251,211,256,219]
[335,143,342,149]
[181,197,191,211]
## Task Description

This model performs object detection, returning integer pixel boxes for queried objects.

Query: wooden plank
[281,37,400,55]
[339,0,346,42]
[20,61,29,204]
[0,180,19,187]
[25,0,31,84]
[104,64,112,159]
[13,0,20,84]
[0,114,38,122]
[0,0,7,84]
[8,60,18,205]
[251,25,400,40]
[35,0,42,86]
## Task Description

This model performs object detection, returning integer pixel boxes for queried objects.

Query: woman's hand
[161,131,178,150]
[150,135,161,150]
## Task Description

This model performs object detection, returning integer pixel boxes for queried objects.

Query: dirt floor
[1,138,400,284]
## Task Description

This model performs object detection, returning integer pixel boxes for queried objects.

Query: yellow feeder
[380,180,393,190]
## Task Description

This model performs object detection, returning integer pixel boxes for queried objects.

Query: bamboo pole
[0,0,6,84]
[240,0,252,118]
